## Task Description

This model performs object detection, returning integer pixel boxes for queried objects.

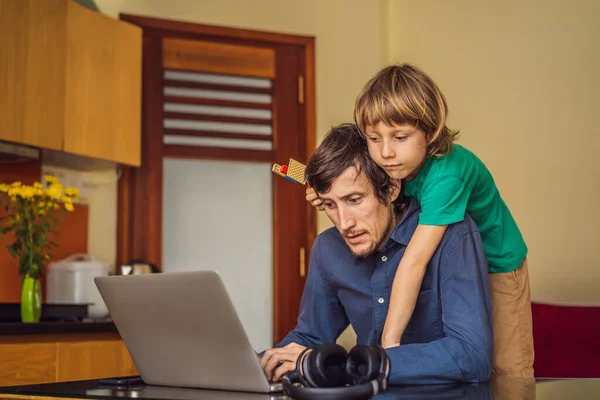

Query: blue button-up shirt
[276,198,493,385]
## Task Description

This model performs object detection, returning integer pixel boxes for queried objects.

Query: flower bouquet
[0,175,79,322]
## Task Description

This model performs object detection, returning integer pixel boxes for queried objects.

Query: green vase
[21,276,42,323]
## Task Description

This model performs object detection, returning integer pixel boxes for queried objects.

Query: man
[261,123,493,385]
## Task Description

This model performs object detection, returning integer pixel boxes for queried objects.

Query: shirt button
[378,297,385,304]
[381,255,388,262]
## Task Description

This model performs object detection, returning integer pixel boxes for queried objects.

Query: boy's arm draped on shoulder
[384,228,493,384]
[273,235,349,349]
[382,224,447,348]
[419,174,471,226]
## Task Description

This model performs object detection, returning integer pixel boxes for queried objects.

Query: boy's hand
[306,186,324,211]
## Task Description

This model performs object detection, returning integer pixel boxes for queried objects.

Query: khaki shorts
[488,259,535,378]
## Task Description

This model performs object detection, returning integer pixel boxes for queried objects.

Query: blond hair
[354,64,459,157]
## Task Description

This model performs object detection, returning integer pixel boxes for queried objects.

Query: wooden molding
[163,37,275,78]
[164,145,273,163]
[120,14,314,46]
[304,39,318,268]
[116,34,164,269]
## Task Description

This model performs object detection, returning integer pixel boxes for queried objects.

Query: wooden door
[117,15,316,345]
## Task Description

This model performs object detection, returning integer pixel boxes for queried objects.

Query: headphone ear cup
[346,344,381,385]
[374,345,391,383]
[304,344,349,388]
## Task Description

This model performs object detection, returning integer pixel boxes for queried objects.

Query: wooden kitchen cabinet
[0,333,138,387]
[0,0,142,166]
[0,343,57,386]
[57,340,138,382]
[0,0,67,151]
[63,2,142,167]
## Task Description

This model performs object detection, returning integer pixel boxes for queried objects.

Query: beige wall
[385,0,600,305]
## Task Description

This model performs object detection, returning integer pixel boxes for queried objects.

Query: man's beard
[344,206,396,259]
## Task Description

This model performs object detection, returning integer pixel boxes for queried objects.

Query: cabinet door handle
[299,247,306,277]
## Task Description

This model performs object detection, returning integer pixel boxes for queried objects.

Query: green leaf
[8,241,21,257]
[33,233,44,246]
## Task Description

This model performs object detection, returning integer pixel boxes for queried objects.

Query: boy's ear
[388,179,402,202]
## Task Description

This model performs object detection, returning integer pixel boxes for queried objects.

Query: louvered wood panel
[161,67,276,162]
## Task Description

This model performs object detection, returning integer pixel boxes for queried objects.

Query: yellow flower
[33,182,44,196]
[44,175,57,184]
[64,187,80,199]
[64,202,74,212]
[46,184,63,200]
[10,181,22,187]
[61,195,73,204]
[8,187,20,197]
[19,185,36,200]
[0,183,9,193]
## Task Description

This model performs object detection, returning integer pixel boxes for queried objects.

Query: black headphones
[281,343,391,400]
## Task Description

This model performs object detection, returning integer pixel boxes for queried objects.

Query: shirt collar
[387,197,421,246]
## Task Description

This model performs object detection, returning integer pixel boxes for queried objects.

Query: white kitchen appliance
[46,253,110,319]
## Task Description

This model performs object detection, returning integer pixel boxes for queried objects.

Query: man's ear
[387,179,402,202]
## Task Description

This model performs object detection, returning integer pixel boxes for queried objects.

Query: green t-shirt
[403,144,527,273]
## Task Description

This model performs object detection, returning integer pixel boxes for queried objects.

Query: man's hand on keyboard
[259,342,306,382]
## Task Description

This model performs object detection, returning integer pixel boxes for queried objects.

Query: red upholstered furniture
[532,302,600,378]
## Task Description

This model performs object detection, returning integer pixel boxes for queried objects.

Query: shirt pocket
[402,289,438,341]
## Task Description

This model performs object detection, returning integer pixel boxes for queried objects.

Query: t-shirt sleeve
[418,175,471,226]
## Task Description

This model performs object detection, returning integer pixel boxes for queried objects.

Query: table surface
[0,377,599,399]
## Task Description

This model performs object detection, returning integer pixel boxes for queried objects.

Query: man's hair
[305,123,405,210]
[354,63,460,157]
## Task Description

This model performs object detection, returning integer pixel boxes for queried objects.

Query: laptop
[94,270,283,394]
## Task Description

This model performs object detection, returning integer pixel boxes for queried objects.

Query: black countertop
[0,321,117,335]
[1,377,599,399]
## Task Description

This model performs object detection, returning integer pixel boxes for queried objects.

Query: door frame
[116,14,317,344]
